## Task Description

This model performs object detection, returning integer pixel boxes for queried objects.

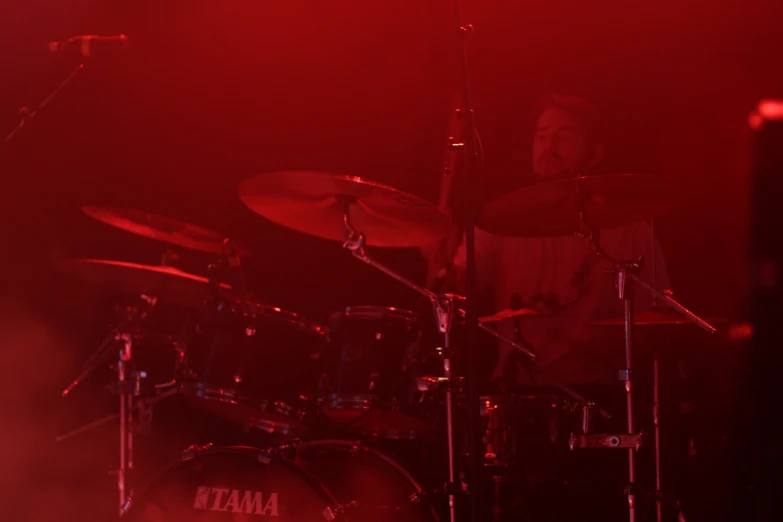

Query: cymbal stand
[342,207,464,522]
[340,206,536,362]
[576,208,714,522]
[342,208,537,521]
[435,293,459,522]
[59,298,158,516]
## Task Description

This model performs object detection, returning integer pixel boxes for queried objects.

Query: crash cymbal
[82,206,251,257]
[238,171,452,248]
[588,310,729,327]
[481,174,678,237]
[479,307,541,323]
[58,258,236,307]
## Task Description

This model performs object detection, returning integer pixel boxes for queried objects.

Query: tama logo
[193,486,279,516]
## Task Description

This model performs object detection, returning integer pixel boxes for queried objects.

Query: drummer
[426,93,671,389]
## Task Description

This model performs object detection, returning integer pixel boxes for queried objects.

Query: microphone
[49,34,129,58]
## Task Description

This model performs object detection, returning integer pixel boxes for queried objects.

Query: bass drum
[122,441,441,522]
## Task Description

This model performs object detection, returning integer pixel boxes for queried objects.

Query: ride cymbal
[83,206,251,257]
[481,174,678,238]
[238,171,452,248]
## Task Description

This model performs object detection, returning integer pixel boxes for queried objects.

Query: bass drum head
[291,440,440,522]
[122,446,337,522]
[123,441,441,522]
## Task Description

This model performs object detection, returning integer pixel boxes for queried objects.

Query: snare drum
[180,301,327,436]
[318,306,440,439]
[477,394,578,467]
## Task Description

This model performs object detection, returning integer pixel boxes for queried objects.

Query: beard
[534,154,572,179]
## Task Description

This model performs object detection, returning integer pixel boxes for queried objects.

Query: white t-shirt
[453,220,670,385]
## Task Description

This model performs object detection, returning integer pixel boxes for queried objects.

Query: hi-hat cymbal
[479,307,541,323]
[83,206,251,257]
[588,310,729,328]
[481,174,678,238]
[238,171,452,248]
[58,258,236,307]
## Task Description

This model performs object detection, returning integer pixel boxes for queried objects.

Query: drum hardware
[574,191,715,522]
[56,386,179,443]
[589,313,730,522]
[569,432,644,450]
[339,207,465,522]
[4,63,84,144]
[416,376,462,393]
[58,298,161,516]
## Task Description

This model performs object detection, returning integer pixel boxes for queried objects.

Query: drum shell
[181,302,327,435]
[318,306,441,438]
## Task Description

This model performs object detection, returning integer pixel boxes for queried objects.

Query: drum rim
[233,300,329,337]
[317,399,437,440]
[180,382,310,435]
[330,305,420,324]
[290,439,442,522]
[121,444,339,519]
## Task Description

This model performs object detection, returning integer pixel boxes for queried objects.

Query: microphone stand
[451,3,482,522]
[3,64,84,145]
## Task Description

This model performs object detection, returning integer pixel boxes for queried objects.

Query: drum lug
[120,497,133,515]
[322,502,349,521]
[181,442,213,461]
[256,449,274,464]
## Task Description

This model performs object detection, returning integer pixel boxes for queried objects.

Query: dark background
[1,0,780,520]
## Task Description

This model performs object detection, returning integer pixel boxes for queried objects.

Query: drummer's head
[532,94,604,180]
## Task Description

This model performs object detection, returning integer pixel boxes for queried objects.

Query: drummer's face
[532,108,590,180]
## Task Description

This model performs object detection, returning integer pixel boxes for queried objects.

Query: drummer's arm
[449,228,501,295]
[420,226,497,295]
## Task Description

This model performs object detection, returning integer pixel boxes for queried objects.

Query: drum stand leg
[435,296,458,522]
[653,351,663,522]
[118,332,133,516]
[652,349,689,522]
[617,268,638,522]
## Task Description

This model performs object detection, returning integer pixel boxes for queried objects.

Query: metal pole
[450,4,482,519]
[620,271,637,522]
[654,352,662,522]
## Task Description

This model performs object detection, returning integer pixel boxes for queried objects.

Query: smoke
[0,299,115,521]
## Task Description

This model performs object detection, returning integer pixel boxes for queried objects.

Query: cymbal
[82,206,251,257]
[238,171,452,248]
[479,307,541,323]
[588,310,729,327]
[58,258,236,307]
[480,174,678,237]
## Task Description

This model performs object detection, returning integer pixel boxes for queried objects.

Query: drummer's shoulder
[474,225,520,252]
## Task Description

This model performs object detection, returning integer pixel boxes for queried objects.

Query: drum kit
[55,170,721,522]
